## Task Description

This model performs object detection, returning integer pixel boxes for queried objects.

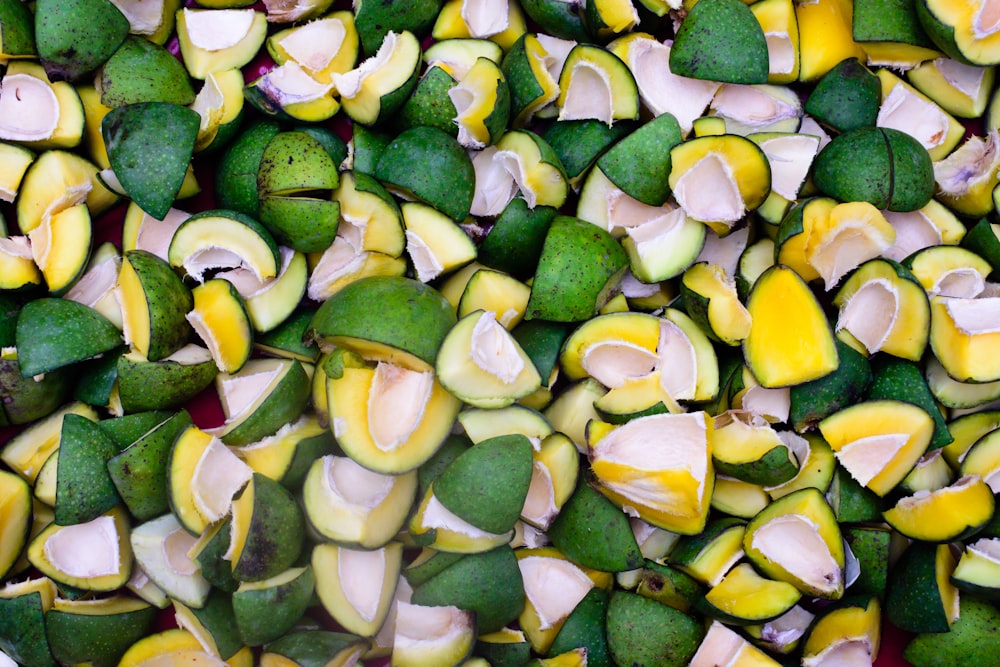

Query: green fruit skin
[596,113,682,207]
[416,434,473,500]
[474,635,533,667]
[510,319,570,383]
[803,57,882,132]
[351,124,393,177]
[0,357,74,425]
[374,126,475,222]
[45,603,156,667]
[98,35,196,107]
[195,519,239,593]
[547,479,644,573]
[668,0,770,85]
[842,525,891,599]
[886,542,952,633]
[904,596,1000,666]
[264,630,368,667]
[123,249,194,362]
[914,0,975,65]
[219,360,311,446]
[829,466,882,523]
[542,119,635,184]
[233,474,306,583]
[233,567,315,646]
[635,561,705,613]
[393,65,460,137]
[520,0,590,41]
[883,128,936,211]
[15,297,122,378]
[54,413,123,525]
[106,410,193,521]
[605,591,704,667]
[865,355,952,450]
[98,410,177,449]
[180,589,245,661]
[0,592,57,667]
[309,275,457,369]
[74,348,126,407]
[961,218,1000,277]
[853,0,936,46]
[35,0,130,81]
[433,434,535,535]
[478,199,558,280]
[411,545,526,634]
[354,0,442,56]
[258,196,341,254]
[501,34,550,125]
[216,120,282,216]
[525,216,629,323]
[546,587,612,667]
[789,339,873,432]
[257,131,339,195]
[116,354,217,414]
[0,0,36,55]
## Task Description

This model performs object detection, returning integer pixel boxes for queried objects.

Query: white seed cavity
[757,134,819,200]
[973,0,1000,40]
[0,74,59,142]
[936,58,987,99]
[809,220,894,291]
[535,34,576,83]
[133,208,191,261]
[672,153,744,223]
[656,318,699,401]
[696,226,749,278]
[0,235,33,261]
[405,230,444,283]
[323,455,395,509]
[521,461,558,528]
[968,537,1000,562]
[935,131,1000,195]
[421,494,507,539]
[836,278,899,354]
[470,146,518,217]
[764,30,795,75]
[933,268,986,299]
[558,60,614,125]
[338,546,387,623]
[182,8,257,51]
[518,556,594,630]
[709,84,800,130]
[162,527,199,576]
[262,0,330,23]
[258,62,334,104]
[308,235,367,301]
[470,310,525,384]
[581,340,657,389]
[368,362,433,452]
[750,514,841,595]
[108,0,166,34]
[882,209,942,262]
[802,639,872,667]
[836,433,910,487]
[877,84,949,151]
[394,602,473,647]
[616,203,690,257]
[219,367,280,419]
[44,515,120,578]
[191,438,253,523]
[279,18,347,72]
[65,253,121,310]
[626,37,720,135]
[461,0,509,38]
[334,31,399,99]
[591,412,709,503]
[944,296,1000,335]
[690,621,758,667]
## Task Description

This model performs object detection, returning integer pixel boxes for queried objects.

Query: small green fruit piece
[547,479,643,573]
[865,355,952,450]
[789,339,872,432]
[0,354,74,425]
[520,0,589,41]
[233,566,315,646]
[595,113,682,207]
[541,119,634,189]
[605,591,704,667]
[804,57,882,132]
[842,524,891,599]
[116,346,217,413]
[118,249,193,362]
[230,473,305,583]
[375,126,475,222]
[102,101,200,220]
[669,0,769,85]
[885,541,959,633]
[393,65,460,136]
[433,434,534,535]
[0,589,57,667]
[15,298,121,377]
[546,588,611,667]
[45,597,156,667]
[478,198,558,279]
[354,0,442,56]
[0,0,36,57]
[216,358,311,446]
[171,590,244,663]
[215,119,281,216]
[312,543,401,638]
[411,545,526,634]
[0,470,31,580]
[54,414,123,525]
[903,596,1000,666]
[812,126,935,212]
[526,216,628,322]
[97,35,196,107]
[35,0,130,81]
[260,630,369,667]
[130,513,211,607]
[106,410,193,521]
[309,275,456,371]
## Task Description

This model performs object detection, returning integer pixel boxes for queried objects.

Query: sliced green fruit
[885,541,959,633]
[804,57,881,132]
[312,543,401,637]
[1,401,97,484]
[214,357,310,446]
[14,297,121,377]
[697,561,802,625]
[233,413,333,487]
[818,399,934,496]
[228,473,305,583]
[951,537,1000,599]
[187,278,252,373]
[789,339,872,432]
[588,412,714,535]
[116,345,217,414]
[800,595,880,666]
[904,596,1000,667]
[53,413,122,525]
[402,201,477,282]
[27,506,132,591]
[555,44,638,125]
[711,413,798,486]
[233,566,314,646]
[930,295,1000,383]
[175,7,267,80]
[392,602,475,667]
[96,35,195,107]
[0,61,85,150]
[27,202,93,295]
[883,474,995,542]
[744,265,839,388]
[689,620,783,667]
[0,583,57,667]
[335,29,421,125]
[744,487,845,599]
[302,455,417,549]
[117,249,193,362]
[130,512,211,608]
[669,0,769,85]
[605,591,704,667]
[168,208,280,283]
[45,596,156,667]
[0,470,32,580]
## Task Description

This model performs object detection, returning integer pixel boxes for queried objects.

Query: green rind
[98,35,196,107]
[803,57,882,132]
[116,353,217,414]
[886,542,953,633]
[865,356,952,450]
[546,587,611,667]
[478,199,558,279]
[547,478,644,573]
[215,119,281,216]
[596,113,682,206]
[0,592,57,667]
[233,567,315,646]
[15,298,122,377]
[35,0,130,81]
[789,339,873,432]
[605,591,704,667]
[232,473,306,583]
[219,360,311,446]
[122,249,194,362]
[54,413,124,525]
[45,602,156,667]
[669,0,769,85]
[904,596,1000,666]
[393,65,459,136]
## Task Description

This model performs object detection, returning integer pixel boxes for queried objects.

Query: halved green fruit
[130,512,212,608]
[313,542,401,637]
[335,29,421,125]
[555,44,638,125]
[228,472,305,583]
[45,596,156,667]
[885,541,960,634]
[174,7,267,80]
[27,506,132,591]
[187,278,252,373]
[883,474,995,542]
[117,249,192,362]
[698,561,802,625]
[669,0,769,85]
[214,357,311,446]
[930,295,1000,383]
[233,565,314,646]
[168,208,281,283]
[14,297,121,377]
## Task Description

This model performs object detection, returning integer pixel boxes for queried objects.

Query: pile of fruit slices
[8,0,1000,664]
